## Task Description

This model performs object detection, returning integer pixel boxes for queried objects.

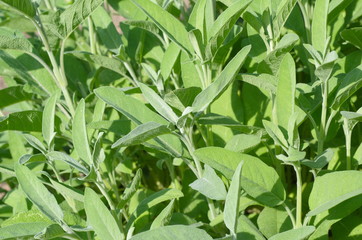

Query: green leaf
[257,33,299,75]
[308,171,362,217]
[276,53,295,131]
[331,65,362,110]
[161,42,180,80]
[268,226,315,240]
[340,27,362,50]
[130,0,193,54]
[272,0,298,39]
[56,0,104,38]
[206,0,251,58]
[341,111,362,122]
[0,0,36,17]
[117,169,142,209]
[237,73,277,94]
[126,188,183,230]
[257,207,293,238]
[94,86,183,157]
[0,222,51,239]
[311,0,329,53]
[150,199,175,230]
[188,0,207,41]
[72,99,92,165]
[139,83,179,124]
[262,120,288,149]
[46,151,89,175]
[191,45,251,113]
[189,165,227,200]
[84,188,124,240]
[0,28,34,52]
[0,86,32,109]
[224,162,243,237]
[15,164,64,223]
[92,6,122,52]
[328,0,354,23]
[23,134,46,154]
[1,209,53,227]
[225,133,262,153]
[130,225,212,240]
[0,111,42,132]
[112,122,171,148]
[123,20,159,36]
[301,148,334,169]
[42,92,59,148]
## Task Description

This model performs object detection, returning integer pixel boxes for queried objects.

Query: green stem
[95,181,115,210]
[87,17,97,54]
[343,119,352,170]
[283,203,296,228]
[293,164,303,228]
[318,82,328,155]
[123,62,138,86]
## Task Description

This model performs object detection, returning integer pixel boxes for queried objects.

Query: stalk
[343,118,353,170]
[293,164,303,228]
[318,81,328,155]
[87,17,97,54]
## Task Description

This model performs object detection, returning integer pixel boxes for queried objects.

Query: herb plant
[0,0,361,239]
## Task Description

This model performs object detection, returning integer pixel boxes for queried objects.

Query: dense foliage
[0,0,361,239]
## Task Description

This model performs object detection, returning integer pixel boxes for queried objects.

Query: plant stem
[87,17,97,54]
[343,118,353,170]
[95,181,116,210]
[283,203,296,228]
[293,164,303,228]
[318,82,328,155]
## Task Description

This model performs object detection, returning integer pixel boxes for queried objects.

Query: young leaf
[42,92,59,148]
[94,87,183,157]
[139,83,179,124]
[237,73,277,94]
[340,27,362,50]
[56,0,104,38]
[331,65,362,110]
[130,0,193,54]
[161,42,180,80]
[272,0,298,39]
[112,122,171,148]
[72,99,92,165]
[0,0,36,17]
[46,151,89,175]
[188,0,207,41]
[268,226,315,240]
[15,164,64,224]
[191,45,251,113]
[126,188,183,230]
[84,188,124,240]
[262,120,289,149]
[276,53,296,131]
[117,169,142,209]
[23,134,46,154]
[206,0,251,58]
[130,225,212,240]
[224,162,243,238]
[150,199,175,230]
[189,165,227,200]
[311,0,329,53]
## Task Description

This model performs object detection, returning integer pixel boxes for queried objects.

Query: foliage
[0,0,361,239]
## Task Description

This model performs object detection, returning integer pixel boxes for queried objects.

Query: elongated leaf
[126,188,183,230]
[23,134,46,154]
[161,42,180,80]
[47,151,89,175]
[112,122,171,148]
[188,0,207,40]
[123,20,159,36]
[309,171,362,217]
[192,45,251,113]
[206,0,251,58]
[139,83,179,124]
[130,225,212,240]
[0,222,51,240]
[0,111,42,132]
[189,165,227,200]
[312,0,329,53]
[328,0,354,23]
[15,164,64,223]
[42,92,59,148]
[237,74,277,94]
[341,27,362,50]
[150,199,175,230]
[331,65,362,110]
[131,0,193,54]
[262,120,288,149]
[341,111,362,122]
[257,33,299,75]
[257,207,293,238]
[92,6,122,52]
[301,148,334,169]
[224,162,243,237]
[269,226,315,240]
[0,0,36,17]
[71,51,127,76]
[84,188,124,240]
[225,133,262,153]
[0,86,32,109]
[276,53,295,131]
[57,0,104,38]
[272,0,298,39]
[72,99,92,165]
[118,169,142,209]
[94,87,183,157]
